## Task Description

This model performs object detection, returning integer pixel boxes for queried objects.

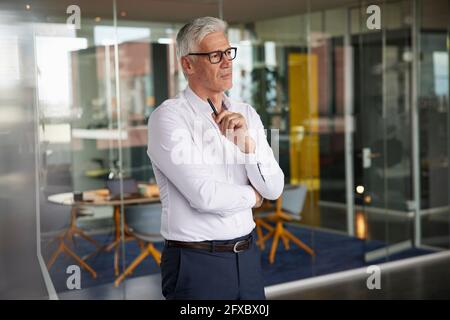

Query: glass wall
[33,1,123,298]
[0,8,50,299]
[227,0,316,280]
[0,0,449,299]
[350,0,416,263]
[418,0,450,249]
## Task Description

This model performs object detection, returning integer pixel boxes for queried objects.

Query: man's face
[186,32,233,93]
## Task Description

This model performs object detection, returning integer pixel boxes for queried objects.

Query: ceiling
[2,0,367,24]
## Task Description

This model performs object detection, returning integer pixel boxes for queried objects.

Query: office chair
[114,203,163,287]
[254,184,315,264]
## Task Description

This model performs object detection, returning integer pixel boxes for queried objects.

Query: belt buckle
[233,240,247,253]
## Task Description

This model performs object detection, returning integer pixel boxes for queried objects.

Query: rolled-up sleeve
[244,107,285,200]
[147,106,256,215]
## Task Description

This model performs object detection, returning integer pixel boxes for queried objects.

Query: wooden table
[48,184,160,277]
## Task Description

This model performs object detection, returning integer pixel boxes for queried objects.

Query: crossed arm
[148,107,262,216]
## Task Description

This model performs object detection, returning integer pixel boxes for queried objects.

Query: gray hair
[176,16,228,60]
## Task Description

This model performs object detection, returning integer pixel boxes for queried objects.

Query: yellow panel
[288,53,320,190]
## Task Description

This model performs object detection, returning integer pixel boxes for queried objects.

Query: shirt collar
[184,85,231,114]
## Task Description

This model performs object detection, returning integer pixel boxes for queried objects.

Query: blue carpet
[43,224,433,293]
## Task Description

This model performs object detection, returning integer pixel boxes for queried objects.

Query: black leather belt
[166,236,252,253]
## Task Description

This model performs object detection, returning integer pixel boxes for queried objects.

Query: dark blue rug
[43,224,433,293]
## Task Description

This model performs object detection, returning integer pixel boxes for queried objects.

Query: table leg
[105,205,136,276]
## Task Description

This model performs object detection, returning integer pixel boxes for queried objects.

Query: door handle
[361,148,382,168]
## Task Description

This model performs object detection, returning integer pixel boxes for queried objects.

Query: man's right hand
[252,187,263,208]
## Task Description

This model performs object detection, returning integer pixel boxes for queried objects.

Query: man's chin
[209,80,232,93]
[222,81,233,92]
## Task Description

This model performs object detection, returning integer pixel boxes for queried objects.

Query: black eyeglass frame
[187,47,237,64]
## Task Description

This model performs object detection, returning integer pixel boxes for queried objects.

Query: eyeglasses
[187,47,237,64]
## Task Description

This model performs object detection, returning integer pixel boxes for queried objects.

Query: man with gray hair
[147,16,284,300]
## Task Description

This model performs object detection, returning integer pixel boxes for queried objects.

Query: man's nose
[220,56,232,68]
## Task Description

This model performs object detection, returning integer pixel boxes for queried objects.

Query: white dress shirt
[147,86,284,241]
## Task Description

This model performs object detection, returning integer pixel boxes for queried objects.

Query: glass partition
[306,5,351,276]
[31,1,130,298]
[226,1,314,283]
[353,0,416,263]
[0,6,52,299]
[417,0,450,250]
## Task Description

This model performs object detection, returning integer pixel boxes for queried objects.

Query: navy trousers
[160,230,266,300]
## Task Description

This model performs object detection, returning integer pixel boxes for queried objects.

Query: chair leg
[114,244,120,276]
[106,239,120,252]
[281,233,290,250]
[73,227,102,248]
[259,219,276,250]
[126,240,146,276]
[269,223,283,264]
[255,219,265,250]
[47,242,64,269]
[109,236,137,276]
[47,231,69,268]
[63,243,97,279]
[261,228,275,243]
[257,207,315,262]
[147,243,161,265]
[66,229,76,248]
[47,240,97,279]
[259,219,274,231]
[283,228,315,256]
[278,211,294,221]
[114,249,150,287]
[114,243,161,288]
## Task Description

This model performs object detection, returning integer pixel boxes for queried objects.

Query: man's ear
[181,56,195,76]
